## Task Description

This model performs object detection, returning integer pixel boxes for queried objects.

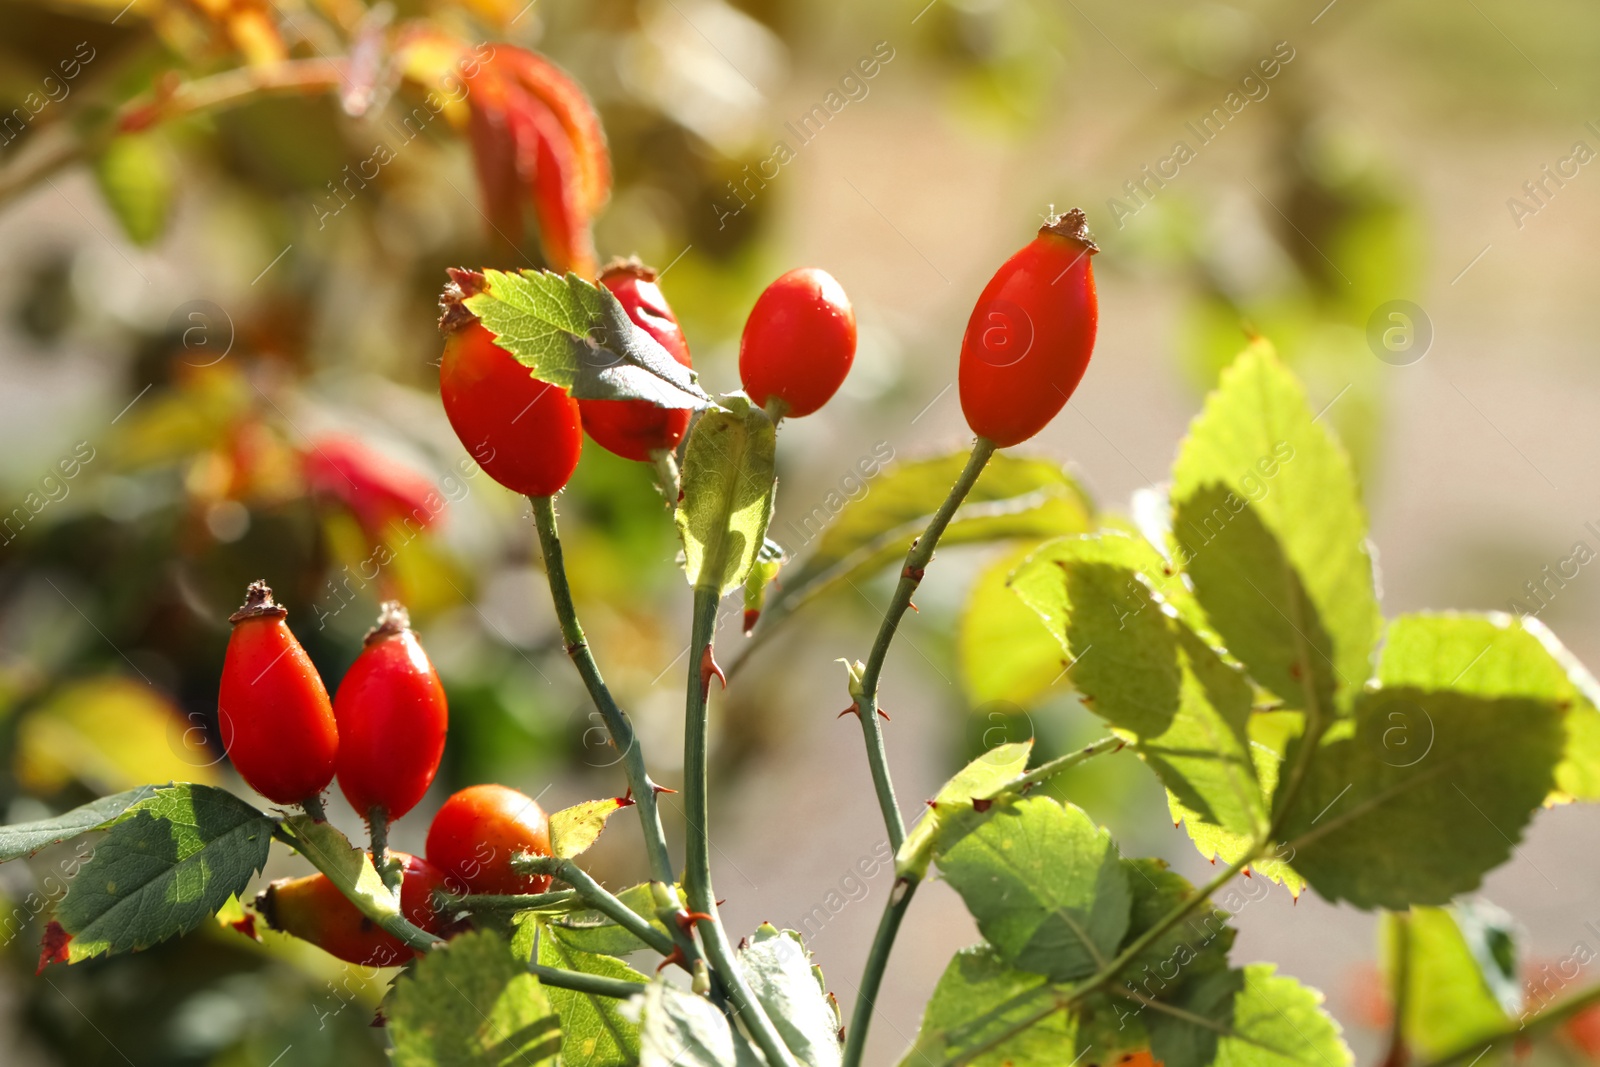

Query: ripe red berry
[219,581,338,806]
[303,434,442,542]
[578,260,695,461]
[333,602,448,825]
[959,209,1098,448]
[439,272,583,497]
[426,784,553,895]
[738,268,856,418]
[255,850,448,967]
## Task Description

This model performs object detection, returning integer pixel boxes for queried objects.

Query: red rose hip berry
[255,850,448,966]
[579,260,695,461]
[738,267,856,418]
[333,602,448,825]
[439,270,582,497]
[959,208,1098,448]
[219,581,339,807]
[426,784,553,895]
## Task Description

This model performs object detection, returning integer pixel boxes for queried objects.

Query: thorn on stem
[675,910,715,933]
[699,643,726,698]
[972,798,993,813]
[907,600,919,613]
[618,791,636,808]
[651,783,678,795]
[656,946,688,973]
[838,705,860,719]
[902,564,925,583]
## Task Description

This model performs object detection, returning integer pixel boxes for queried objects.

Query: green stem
[528,500,679,887]
[530,495,708,980]
[993,736,1124,797]
[528,962,647,1000]
[649,448,681,509]
[300,794,327,822]
[368,805,400,894]
[838,437,995,1067]
[854,436,996,850]
[271,826,441,954]
[441,889,579,913]
[842,875,919,1067]
[684,583,798,1067]
[1410,982,1600,1067]
[518,856,676,958]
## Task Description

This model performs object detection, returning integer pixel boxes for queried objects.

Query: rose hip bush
[5,24,1600,1067]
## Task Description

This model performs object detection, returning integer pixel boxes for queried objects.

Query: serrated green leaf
[1385,903,1517,1061]
[1378,612,1600,802]
[738,925,842,1067]
[539,926,646,1067]
[1012,532,1214,646]
[1170,341,1379,713]
[281,814,401,925]
[959,543,1071,709]
[638,980,763,1067]
[550,797,630,859]
[465,269,713,409]
[936,796,1130,981]
[1013,536,1267,843]
[0,785,159,862]
[898,945,1076,1067]
[94,133,174,246]
[768,451,1094,626]
[1278,687,1563,909]
[55,784,272,962]
[896,740,1032,879]
[389,929,561,1066]
[1143,964,1351,1067]
[548,883,673,957]
[676,396,777,596]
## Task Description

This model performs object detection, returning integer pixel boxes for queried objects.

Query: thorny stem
[528,498,686,892]
[517,855,676,958]
[0,58,346,209]
[853,436,996,851]
[528,962,647,1000]
[843,735,1125,1067]
[439,889,579,913]
[270,825,442,954]
[684,584,799,1067]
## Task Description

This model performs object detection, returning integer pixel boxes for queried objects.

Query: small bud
[692,959,712,995]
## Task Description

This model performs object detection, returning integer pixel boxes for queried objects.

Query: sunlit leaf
[538,925,646,1067]
[389,929,560,1066]
[676,396,777,595]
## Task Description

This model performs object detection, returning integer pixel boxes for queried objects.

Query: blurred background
[0,0,1597,1062]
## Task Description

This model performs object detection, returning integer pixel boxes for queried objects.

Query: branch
[516,855,675,958]
[0,58,346,210]
[853,435,996,851]
[529,962,647,1000]
[682,583,800,1067]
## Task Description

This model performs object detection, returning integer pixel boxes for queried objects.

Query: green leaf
[1143,964,1351,1067]
[1277,687,1564,909]
[1117,858,1235,986]
[676,396,778,596]
[547,883,673,957]
[1012,537,1267,842]
[1385,903,1517,1060]
[1378,612,1600,802]
[959,543,1072,709]
[1170,341,1379,712]
[94,133,174,246]
[936,796,1130,981]
[0,785,159,862]
[770,451,1094,623]
[54,784,273,962]
[539,926,646,1067]
[638,980,763,1067]
[896,740,1032,879]
[899,945,1078,1067]
[550,797,630,859]
[389,929,561,1066]
[281,814,401,926]
[737,924,842,1067]
[465,269,714,409]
